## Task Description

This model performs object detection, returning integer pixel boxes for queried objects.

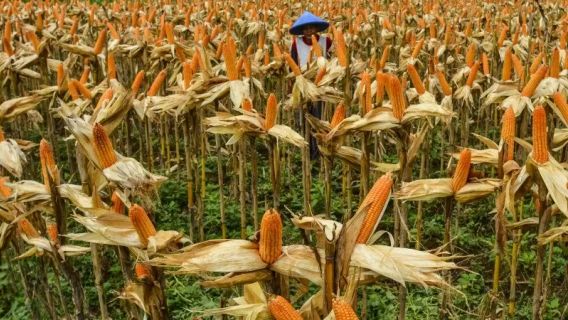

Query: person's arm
[290,38,299,65]
[325,37,333,59]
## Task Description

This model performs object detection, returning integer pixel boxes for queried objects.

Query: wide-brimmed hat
[289,11,329,35]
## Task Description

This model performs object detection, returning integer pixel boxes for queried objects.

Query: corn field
[0,0,567,319]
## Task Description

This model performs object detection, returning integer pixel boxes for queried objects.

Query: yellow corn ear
[258,208,282,264]
[511,53,524,82]
[482,53,490,75]
[375,71,387,103]
[268,296,302,320]
[385,74,406,121]
[334,28,348,67]
[67,80,80,100]
[47,223,59,244]
[80,66,91,84]
[284,53,302,76]
[93,123,117,168]
[332,298,359,320]
[264,94,278,130]
[93,28,107,55]
[529,52,544,75]
[107,22,120,41]
[73,80,92,99]
[40,139,57,188]
[111,191,125,215]
[379,45,390,70]
[0,177,11,198]
[411,38,424,59]
[451,148,471,192]
[502,48,512,81]
[315,66,326,85]
[242,98,253,112]
[107,52,117,80]
[553,92,568,124]
[57,63,65,88]
[18,218,40,238]
[465,42,477,67]
[465,61,480,87]
[135,263,153,281]
[532,105,549,164]
[183,61,193,90]
[501,107,516,162]
[147,69,166,97]
[407,64,425,95]
[129,204,157,248]
[223,37,239,80]
[550,47,560,79]
[311,34,323,57]
[131,70,145,96]
[356,173,393,244]
[330,103,345,128]
[521,65,547,97]
[95,88,113,113]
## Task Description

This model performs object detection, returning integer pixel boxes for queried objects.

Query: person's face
[302,25,319,37]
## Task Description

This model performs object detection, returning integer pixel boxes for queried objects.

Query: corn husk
[0,140,26,177]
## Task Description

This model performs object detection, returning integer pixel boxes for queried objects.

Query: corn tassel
[264,94,278,130]
[451,148,471,192]
[532,105,548,164]
[407,64,425,95]
[147,69,166,97]
[268,295,302,320]
[332,298,359,320]
[131,70,145,96]
[93,123,117,168]
[356,173,393,244]
[521,65,547,97]
[129,204,157,248]
[501,107,516,162]
[258,208,282,264]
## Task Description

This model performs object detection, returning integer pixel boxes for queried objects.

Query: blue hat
[289,11,329,36]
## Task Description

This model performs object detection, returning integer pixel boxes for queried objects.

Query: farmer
[289,11,332,160]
